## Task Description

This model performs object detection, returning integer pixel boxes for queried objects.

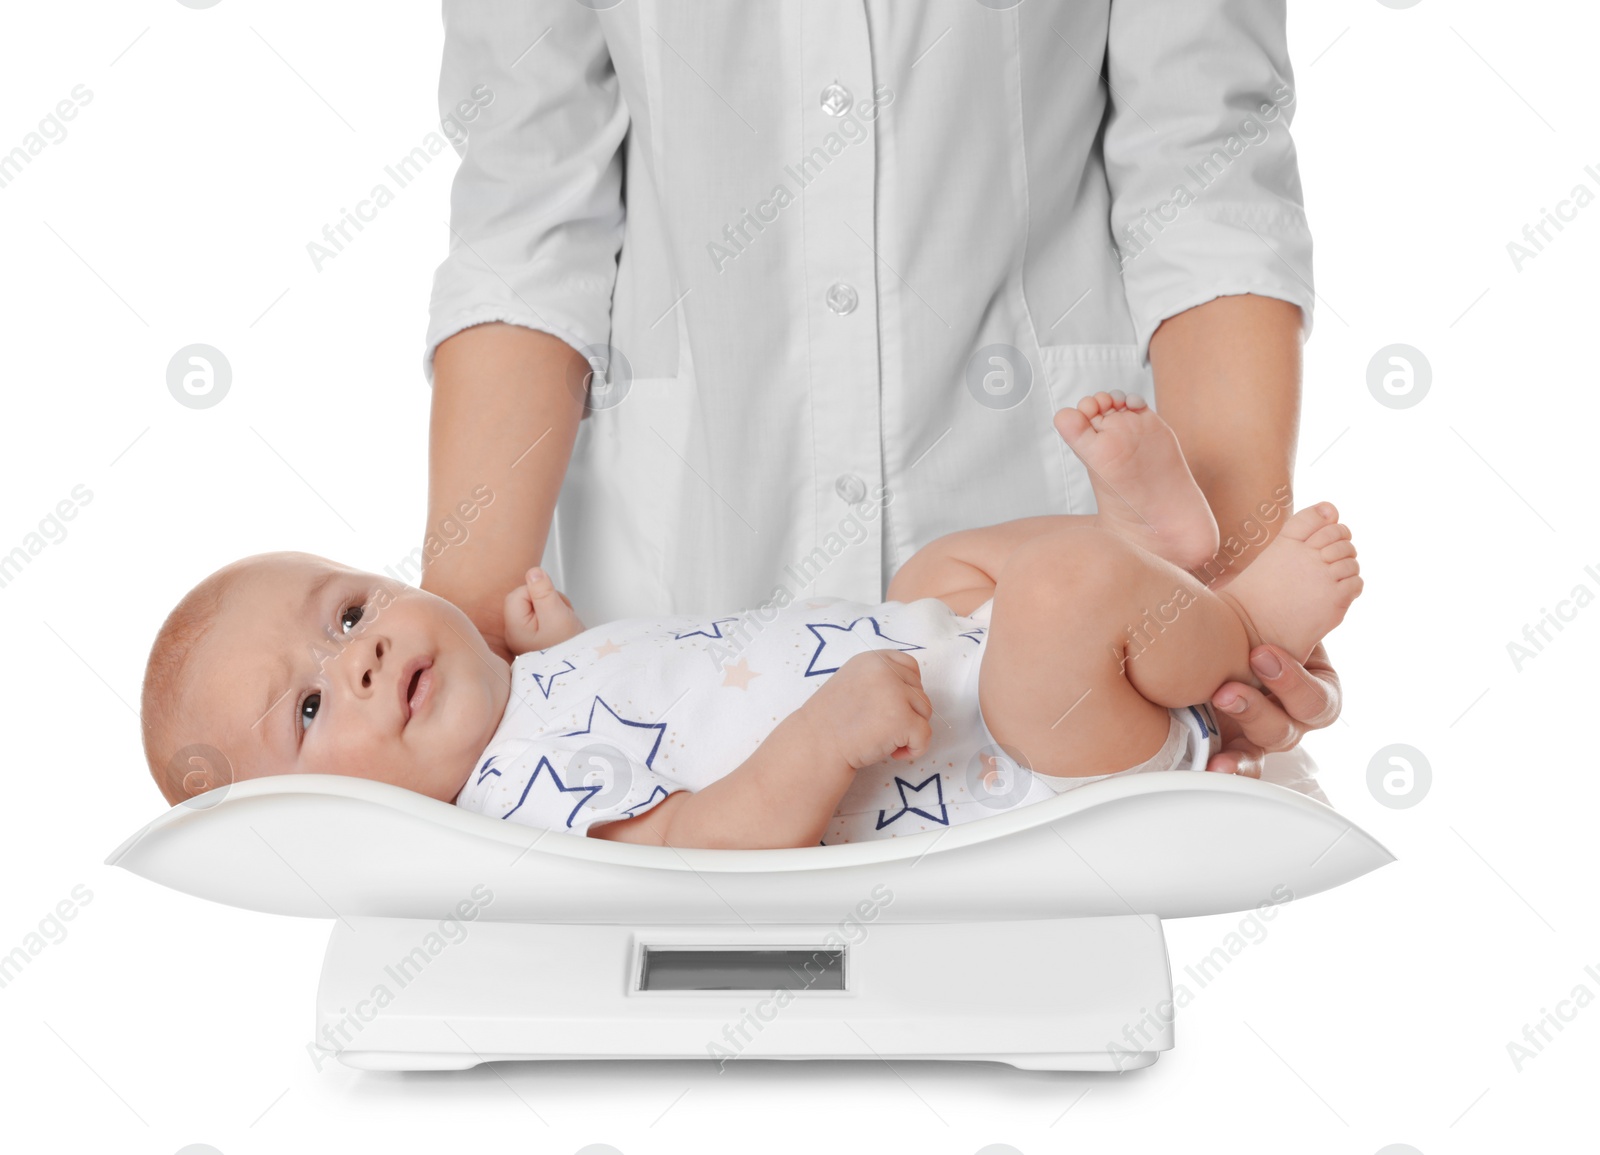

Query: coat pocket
[1037,343,1152,410]
[1036,344,1153,515]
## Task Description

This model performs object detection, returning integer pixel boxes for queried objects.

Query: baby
[139,393,1361,849]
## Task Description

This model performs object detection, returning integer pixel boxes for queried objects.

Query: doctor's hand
[503,567,587,655]
[1205,641,1341,779]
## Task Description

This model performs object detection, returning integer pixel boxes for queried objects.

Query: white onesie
[454,594,1221,844]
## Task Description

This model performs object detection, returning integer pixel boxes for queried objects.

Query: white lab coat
[423,0,1315,628]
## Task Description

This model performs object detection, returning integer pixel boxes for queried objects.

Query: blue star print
[503,754,603,828]
[674,616,744,641]
[560,695,666,770]
[523,657,577,699]
[803,617,924,677]
[875,772,949,829]
[622,785,671,817]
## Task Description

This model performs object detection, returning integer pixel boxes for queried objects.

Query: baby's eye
[298,600,364,738]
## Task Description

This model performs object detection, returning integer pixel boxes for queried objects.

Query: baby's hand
[503,567,587,654]
[802,650,934,771]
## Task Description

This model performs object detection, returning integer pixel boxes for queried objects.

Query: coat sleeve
[1101,0,1316,365]
[422,0,629,385]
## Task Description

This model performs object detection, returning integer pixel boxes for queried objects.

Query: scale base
[315,916,1174,1073]
[336,1048,1160,1073]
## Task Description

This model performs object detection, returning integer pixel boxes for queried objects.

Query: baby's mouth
[401,657,435,726]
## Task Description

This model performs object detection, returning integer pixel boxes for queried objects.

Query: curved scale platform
[108,768,1391,923]
[107,768,1392,1072]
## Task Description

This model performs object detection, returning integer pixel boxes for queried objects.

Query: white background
[1,2,1594,1152]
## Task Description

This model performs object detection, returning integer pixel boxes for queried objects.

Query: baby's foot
[1213,503,1363,666]
[1053,392,1219,571]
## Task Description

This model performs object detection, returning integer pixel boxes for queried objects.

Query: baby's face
[184,553,511,802]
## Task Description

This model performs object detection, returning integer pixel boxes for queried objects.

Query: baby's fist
[503,567,587,654]
[804,649,934,771]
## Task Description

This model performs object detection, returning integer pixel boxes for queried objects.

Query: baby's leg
[978,507,1357,778]
[888,394,1221,614]
[1052,391,1221,572]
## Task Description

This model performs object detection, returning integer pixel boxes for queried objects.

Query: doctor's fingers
[1249,641,1343,733]
[1213,682,1304,755]
[1206,737,1265,779]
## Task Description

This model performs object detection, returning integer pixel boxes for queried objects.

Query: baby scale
[107,756,1391,1072]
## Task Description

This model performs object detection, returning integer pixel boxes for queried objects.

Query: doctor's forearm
[1148,293,1304,583]
[422,323,587,659]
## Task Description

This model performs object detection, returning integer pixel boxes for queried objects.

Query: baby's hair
[140,559,255,805]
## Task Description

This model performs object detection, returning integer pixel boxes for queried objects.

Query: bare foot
[1213,503,1363,665]
[1053,391,1219,571]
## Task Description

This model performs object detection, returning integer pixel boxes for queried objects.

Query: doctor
[418,0,1339,779]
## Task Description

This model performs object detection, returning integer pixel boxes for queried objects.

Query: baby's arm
[591,650,934,850]
[591,709,852,849]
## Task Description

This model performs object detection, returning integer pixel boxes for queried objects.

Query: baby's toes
[1320,539,1357,563]
[1328,557,1360,581]
[1304,522,1351,550]
[1054,405,1093,442]
[1278,502,1339,543]
[1333,573,1365,610]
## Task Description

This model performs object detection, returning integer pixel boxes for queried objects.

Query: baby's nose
[354,636,386,690]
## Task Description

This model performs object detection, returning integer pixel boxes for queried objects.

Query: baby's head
[140,551,511,807]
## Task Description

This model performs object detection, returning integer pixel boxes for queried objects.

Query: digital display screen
[638,947,846,991]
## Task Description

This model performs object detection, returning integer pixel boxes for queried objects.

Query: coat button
[835,473,868,504]
[820,82,852,116]
[825,282,858,315]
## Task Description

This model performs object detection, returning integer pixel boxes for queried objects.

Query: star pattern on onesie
[802,616,924,677]
[474,755,502,785]
[721,657,761,689]
[957,624,987,644]
[622,785,671,817]
[522,657,577,699]
[560,694,667,773]
[503,753,603,828]
[673,616,744,641]
[875,771,949,829]
[494,696,669,828]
